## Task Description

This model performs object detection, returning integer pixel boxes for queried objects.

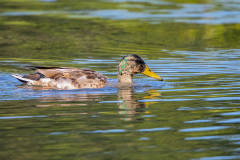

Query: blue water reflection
[193,156,240,160]
[43,127,172,135]
[179,126,229,132]
[1,1,240,24]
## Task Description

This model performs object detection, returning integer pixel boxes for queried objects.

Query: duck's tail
[12,74,36,84]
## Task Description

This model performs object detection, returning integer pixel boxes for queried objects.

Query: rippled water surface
[0,0,240,160]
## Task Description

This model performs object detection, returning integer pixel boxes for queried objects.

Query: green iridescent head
[117,54,163,82]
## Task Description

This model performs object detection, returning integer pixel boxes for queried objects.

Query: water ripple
[1,1,240,24]
[0,115,47,119]
[179,126,229,132]
[42,127,172,135]
[192,156,240,160]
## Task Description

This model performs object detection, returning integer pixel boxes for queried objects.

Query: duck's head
[117,54,163,83]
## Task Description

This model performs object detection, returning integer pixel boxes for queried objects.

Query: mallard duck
[12,54,163,89]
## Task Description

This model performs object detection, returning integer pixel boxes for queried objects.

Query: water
[1,0,240,159]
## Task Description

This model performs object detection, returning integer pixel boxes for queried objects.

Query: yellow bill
[141,65,163,81]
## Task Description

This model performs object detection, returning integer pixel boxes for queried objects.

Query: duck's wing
[23,66,65,79]
[23,66,108,89]
[66,68,108,88]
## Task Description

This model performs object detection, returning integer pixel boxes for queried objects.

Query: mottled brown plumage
[12,54,163,89]
[12,67,108,89]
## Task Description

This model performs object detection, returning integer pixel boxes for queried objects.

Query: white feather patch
[12,74,36,83]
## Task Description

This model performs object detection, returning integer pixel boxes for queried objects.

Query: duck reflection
[118,87,161,121]
[118,87,145,121]
[34,87,161,121]
[35,93,103,107]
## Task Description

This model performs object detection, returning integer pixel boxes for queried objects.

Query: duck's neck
[117,72,133,83]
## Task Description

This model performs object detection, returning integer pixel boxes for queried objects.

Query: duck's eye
[135,59,139,63]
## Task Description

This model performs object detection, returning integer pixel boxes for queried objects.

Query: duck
[12,54,163,89]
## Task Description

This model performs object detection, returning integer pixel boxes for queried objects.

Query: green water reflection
[1,0,240,160]
[1,86,240,159]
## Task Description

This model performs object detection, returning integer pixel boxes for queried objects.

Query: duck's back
[13,66,108,89]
